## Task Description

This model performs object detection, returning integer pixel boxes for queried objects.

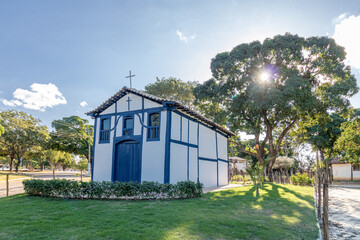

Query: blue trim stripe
[218,158,228,163]
[180,116,182,141]
[187,118,190,181]
[198,157,217,162]
[91,117,98,181]
[164,110,172,183]
[99,107,165,118]
[170,139,197,148]
[197,123,200,183]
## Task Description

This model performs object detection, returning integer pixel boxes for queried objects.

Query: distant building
[330,157,360,181]
[86,87,235,187]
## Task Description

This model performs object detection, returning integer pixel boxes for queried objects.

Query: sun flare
[260,72,269,81]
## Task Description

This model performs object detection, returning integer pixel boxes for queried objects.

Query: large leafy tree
[334,109,360,164]
[0,110,49,172]
[144,77,197,109]
[50,116,93,166]
[194,33,358,178]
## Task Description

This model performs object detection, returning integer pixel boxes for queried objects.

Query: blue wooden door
[114,140,141,182]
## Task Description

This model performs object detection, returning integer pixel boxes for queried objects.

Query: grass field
[0,184,318,240]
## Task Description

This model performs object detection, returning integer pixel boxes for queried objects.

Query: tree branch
[229,140,258,158]
[275,117,299,154]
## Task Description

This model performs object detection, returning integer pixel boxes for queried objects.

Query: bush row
[23,179,203,200]
[290,173,314,185]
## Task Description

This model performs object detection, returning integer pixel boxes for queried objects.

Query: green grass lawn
[0,184,318,240]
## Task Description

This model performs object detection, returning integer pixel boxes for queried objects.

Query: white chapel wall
[169,142,188,184]
[199,160,217,187]
[198,124,217,159]
[332,164,352,181]
[141,110,167,183]
[189,147,198,182]
[171,112,181,141]
[93,116,114,181]
[218,161,228,186]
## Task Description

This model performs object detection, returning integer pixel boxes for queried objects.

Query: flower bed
[23,179,203,200]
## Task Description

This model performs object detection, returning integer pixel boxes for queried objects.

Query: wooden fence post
[6,174,9,197]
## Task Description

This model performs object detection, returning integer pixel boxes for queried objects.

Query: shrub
[290,173,313,186]
[23,179,203,200]
[230,175,252,184]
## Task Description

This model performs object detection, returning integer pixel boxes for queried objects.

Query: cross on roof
[125,70,135,88]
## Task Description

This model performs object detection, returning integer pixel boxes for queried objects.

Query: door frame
[111,135,143,182]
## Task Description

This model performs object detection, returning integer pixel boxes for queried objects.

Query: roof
[85,87,235,137]
[229,156,247,162]
[330,157,350,164]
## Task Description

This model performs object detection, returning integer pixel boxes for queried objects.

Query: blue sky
[1,0,360,128]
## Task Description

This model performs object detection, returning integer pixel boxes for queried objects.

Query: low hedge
[22,179,203,200]
[290,173,314,185]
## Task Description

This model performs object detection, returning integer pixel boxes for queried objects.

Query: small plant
[23,179,203,200]
[290,173,313,185]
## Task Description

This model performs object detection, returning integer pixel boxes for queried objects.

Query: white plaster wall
[199,124,217,159]
[332,164,352,180]
[189,121,198,145]
[217,133,228,160]
[171,112,181,141]
[353,171,360,180]
[169,142,188,184]
[189,147,198,182]
[236,162,247,171]
[116,93,142,112]
[99,104,115,115]
[141,110,166,183]
[181,118,189,142]
[115,116,122,137]
[134,114,142,136]
[144,98,162,109]
[199,160,217,187]
[93,116,114,181]
[218,161,228,186]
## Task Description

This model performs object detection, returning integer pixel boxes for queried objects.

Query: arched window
[147,112,160,141]
[123,116,134,136]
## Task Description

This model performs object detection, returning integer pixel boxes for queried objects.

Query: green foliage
[334,109,360,164]
[23,179,203,200]
[0,110,49,171]
[230,174,251,184]
[194,33,358,170]
[272,156,295,170]
[290,173,314,185]
[50,116,93,160]
[76,158,88,171]
[144,77,197,109]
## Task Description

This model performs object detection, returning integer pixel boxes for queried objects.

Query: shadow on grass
[0,185,318,240]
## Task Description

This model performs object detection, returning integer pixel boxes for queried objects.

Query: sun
[260,72,269,81]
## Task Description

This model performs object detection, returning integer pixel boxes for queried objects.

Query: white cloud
[80,101,88,107]
[333,12,347,24]
[333,15,360,69]
[176,30,196,43]
[1,83,67,111]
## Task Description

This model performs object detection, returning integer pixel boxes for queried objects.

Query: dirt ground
[329,186,360,240]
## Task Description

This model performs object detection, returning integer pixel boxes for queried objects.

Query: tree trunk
[15,156,21,172]
[316,150,322,219]
[53,169,55,180]
[9,157,13,172]
[81,170,83,182]
[41,162,44,171]
[322,151,329,240]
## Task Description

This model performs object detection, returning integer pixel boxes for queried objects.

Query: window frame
[99,117,111,144]
[123,115,134,136]
[147,111,161,141]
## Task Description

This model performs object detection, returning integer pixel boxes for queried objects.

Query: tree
[50,116,93,169]
[335,109,360,164]
[194,33,358,181]
[144,77,198,109]
[76,158,88,182]
[0,110,49,172]
[272,156,295,172]
[45,150,71,179]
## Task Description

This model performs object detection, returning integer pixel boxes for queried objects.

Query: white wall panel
[218,161,228,186]
[189,147,198,182]
[116,93,142,112]
[181,118,189,143]
[199,160,217,187]
[93,116,115,181]
[170,143,187,184]
[99,104,115,115]
[217,133,228,160]
[332,164,352,180]
[144,98,162,109]
[189,121,198,145]
[115,116,122,137]
[171,112,181,141]
[141,111,167,182]
[353,171,360,180]
[199,124,217,159]
[134,114,142,135]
